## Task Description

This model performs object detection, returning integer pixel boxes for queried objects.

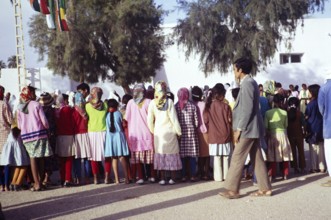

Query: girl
[1,114,30,191]
[73,83,92,185]
[147,81,182,185]
[287,97,306,174]
[104,99,130,184]
[203,83,232,182]
[120,94,133,182]
[85,87,107,184]
[175,87,199,182]
[305,84,325,173]
[0,85,13,191]
[265,94,293,181]
[17,85,53,191]
[125,84,155,184]
[191,86,209,180]
[55,94,75,187]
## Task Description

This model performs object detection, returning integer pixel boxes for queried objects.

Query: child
[55,94,75,187]
[85,87,107,184]
[104,99,130,184]
[191,86,209,180]
[305,84,325,173]
[287,97,306,174]
[265,94,293,181]
[1,116,30,191]
[203,83,232,182]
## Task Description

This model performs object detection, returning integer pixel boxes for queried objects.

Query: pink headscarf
[177,87,189,110]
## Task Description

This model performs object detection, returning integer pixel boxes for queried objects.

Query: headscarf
[18,86,35,114]
[177,87,189,110]
[133,83,146,106]
[154,81,168,110]
[90,87,104,110]
[0,85,4,101]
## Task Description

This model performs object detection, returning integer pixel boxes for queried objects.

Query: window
[280,53,303,64]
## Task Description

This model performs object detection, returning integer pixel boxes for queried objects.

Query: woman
[147,81,182,185]
[126,83,155,184]
[17,85,53,191]
[175,87,199,182]
[85,87,107,184]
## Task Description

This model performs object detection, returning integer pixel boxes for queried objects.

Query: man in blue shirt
[318,71,331,187]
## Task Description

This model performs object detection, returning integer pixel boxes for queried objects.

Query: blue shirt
[305,99,323,135]
[318,80,331,138]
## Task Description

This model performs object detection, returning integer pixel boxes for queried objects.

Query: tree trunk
[122,84,131,95]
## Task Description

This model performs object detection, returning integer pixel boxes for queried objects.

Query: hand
[233,130,241,144]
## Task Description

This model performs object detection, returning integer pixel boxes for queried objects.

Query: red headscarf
[18,86,36,114]
[20,86,35,103]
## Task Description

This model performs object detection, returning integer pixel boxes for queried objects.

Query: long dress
[104,111,129,157]
[147,98,182,170]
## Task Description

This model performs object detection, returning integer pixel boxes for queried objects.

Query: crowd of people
[0,58,330,198]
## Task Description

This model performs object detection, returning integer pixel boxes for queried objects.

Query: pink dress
[125,98,154,164]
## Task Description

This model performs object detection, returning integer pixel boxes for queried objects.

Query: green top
[264,108,288,132]
[86,102,108,132]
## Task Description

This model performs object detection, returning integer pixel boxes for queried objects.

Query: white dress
[1,133,30,166]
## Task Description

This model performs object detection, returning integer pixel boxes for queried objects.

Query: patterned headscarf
[177,87,189,110]
[0,85,4,101]
[18,86,36,114]
[38,92,55,107]
[90,87,104,110]
[133,83,146,106]
[154,81,167,110]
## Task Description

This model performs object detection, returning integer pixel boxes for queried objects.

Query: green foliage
[29,0,165,88]
[174,0,324,75]
[7,55,17,68]
[0,60,6,69]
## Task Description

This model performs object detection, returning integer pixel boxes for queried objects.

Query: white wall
[156,18,331,96]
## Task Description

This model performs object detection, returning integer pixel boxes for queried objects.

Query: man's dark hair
[233,57,253,74]
[76,83,90,94]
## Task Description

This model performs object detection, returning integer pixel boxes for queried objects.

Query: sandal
[30,187,43,192]
[250,190,272,197]
[219,191,240,199]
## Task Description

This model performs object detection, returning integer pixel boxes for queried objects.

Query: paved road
[1,170,330,220]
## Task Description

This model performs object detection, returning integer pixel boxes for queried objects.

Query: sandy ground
[1,170,331,220]
[1,142,331,220]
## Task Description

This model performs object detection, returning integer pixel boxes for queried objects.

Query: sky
[0,0,330,68]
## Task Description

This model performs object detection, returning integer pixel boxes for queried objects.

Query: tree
[174,0,325,76]
[29,0,165,93]
[7,55,17,68]
[0,60,6,69]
